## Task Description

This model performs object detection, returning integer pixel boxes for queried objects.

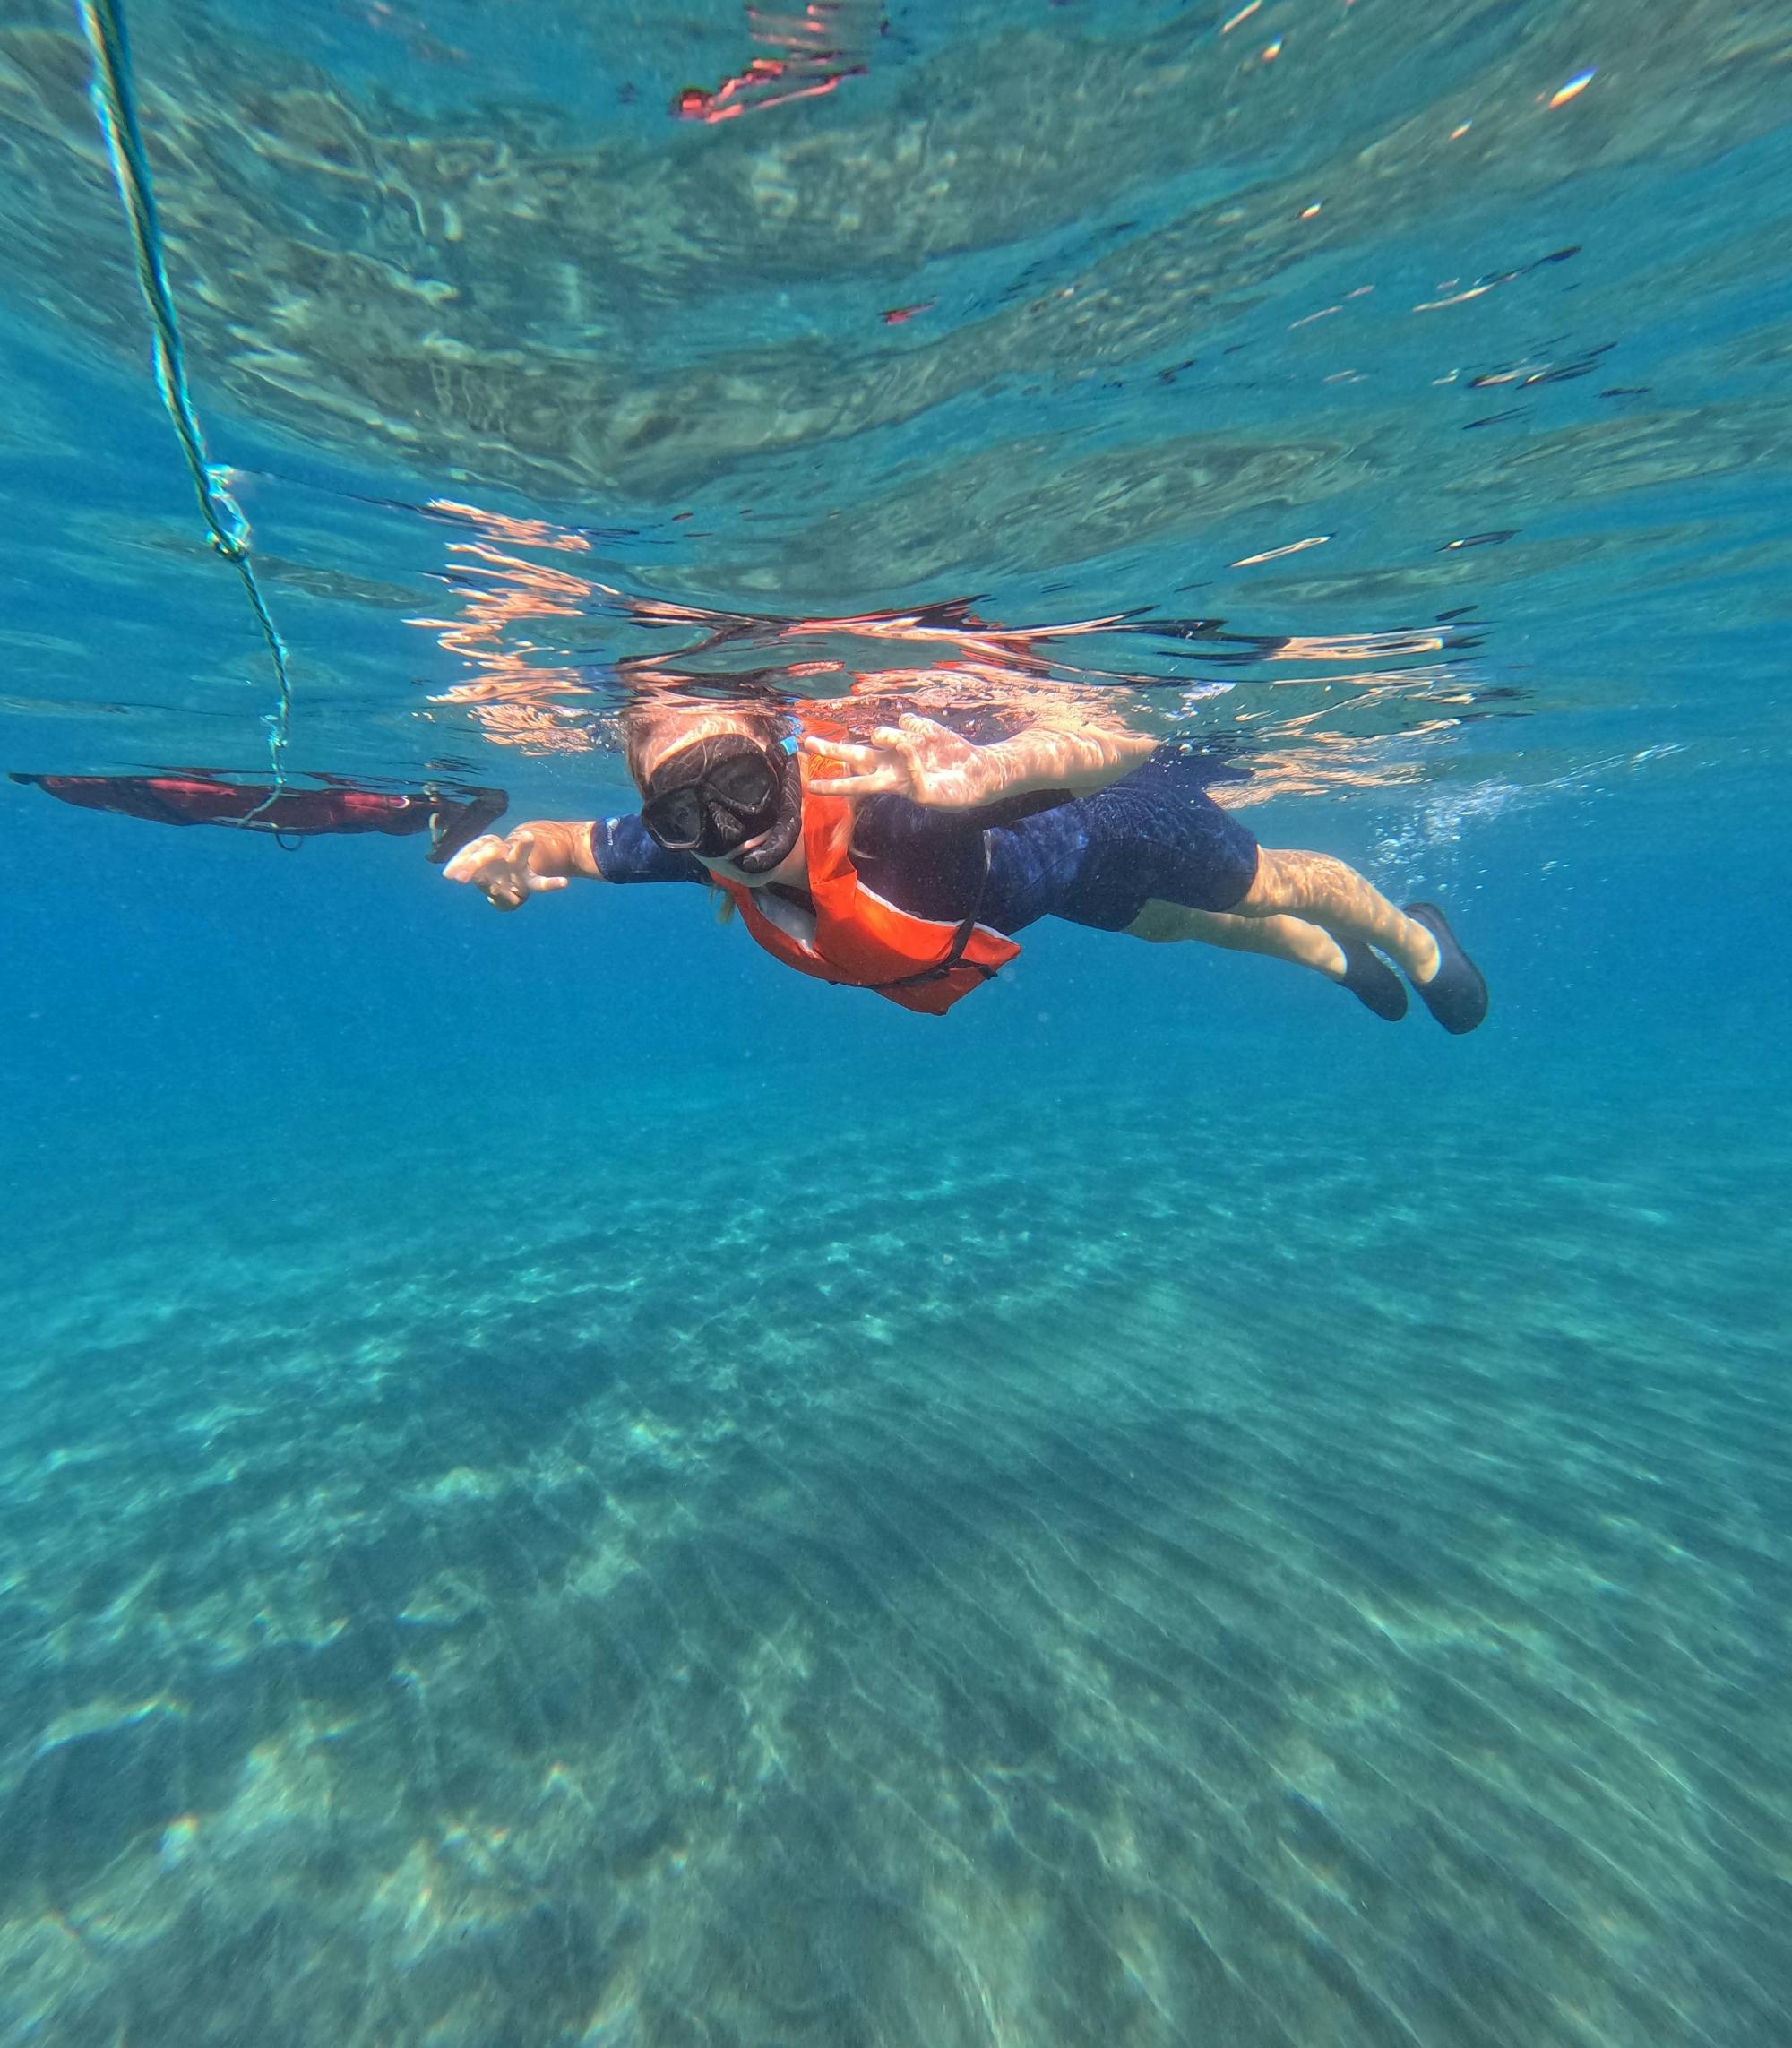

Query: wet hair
[617,694,788,788]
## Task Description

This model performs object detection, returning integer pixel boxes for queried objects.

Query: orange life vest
[713,765,1020,1016]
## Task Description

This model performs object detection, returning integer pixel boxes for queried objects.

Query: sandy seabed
[2,1072,1788,2046]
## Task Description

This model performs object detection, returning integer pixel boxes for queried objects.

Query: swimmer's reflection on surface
[444,690,1488,1030]
[10,771,507,862]
[672,1,873,125]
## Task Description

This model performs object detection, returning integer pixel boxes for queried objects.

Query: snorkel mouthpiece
[722,745,803,874]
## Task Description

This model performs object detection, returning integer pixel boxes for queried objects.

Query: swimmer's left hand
[801,715,997,810]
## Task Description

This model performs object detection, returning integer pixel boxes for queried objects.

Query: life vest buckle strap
[868,832,1000,990]
[869,934,1002,992]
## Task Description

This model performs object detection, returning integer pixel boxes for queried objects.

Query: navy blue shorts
[979,746,1261,933]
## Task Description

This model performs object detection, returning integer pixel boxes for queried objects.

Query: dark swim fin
[1337,940,1409,1021]
[1404,901,1490,1034]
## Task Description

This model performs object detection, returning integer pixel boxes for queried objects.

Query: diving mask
[639,734,801,874]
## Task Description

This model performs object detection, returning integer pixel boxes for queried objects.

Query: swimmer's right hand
[442,822,595,911]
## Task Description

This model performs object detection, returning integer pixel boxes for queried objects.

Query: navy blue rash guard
[589,746,1261,935]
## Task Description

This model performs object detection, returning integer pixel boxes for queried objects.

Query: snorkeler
[443,700,1488,1028]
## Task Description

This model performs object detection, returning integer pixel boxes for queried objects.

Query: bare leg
[1230,848,1442,983]
[1125,899,1348,979]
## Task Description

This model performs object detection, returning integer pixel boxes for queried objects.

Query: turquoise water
[3,1,1790,2042]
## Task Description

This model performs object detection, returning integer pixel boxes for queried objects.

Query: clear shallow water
[1,2,1789,2043]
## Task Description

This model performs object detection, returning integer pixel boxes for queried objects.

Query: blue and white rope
[76,0,294,805]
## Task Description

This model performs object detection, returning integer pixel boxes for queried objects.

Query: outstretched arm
[803,713,1155,812]
[444,816,706,909]
[442,820,599,910]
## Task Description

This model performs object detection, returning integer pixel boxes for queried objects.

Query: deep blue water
[2,1,1789,2042]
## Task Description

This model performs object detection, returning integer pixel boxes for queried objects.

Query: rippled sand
[2,1071,1786,2044]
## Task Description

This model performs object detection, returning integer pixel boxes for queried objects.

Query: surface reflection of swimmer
[444,698,1488,1028]
[11,772,507,862]
[673,3,871,124]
